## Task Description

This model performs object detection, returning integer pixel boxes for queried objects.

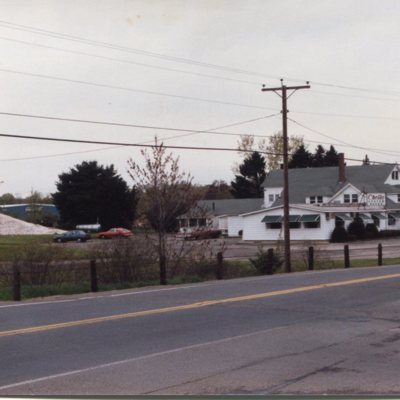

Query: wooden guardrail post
[378,243,383,266]
[266,248,274,275]
[308,246,314,271]
[12,265,21,301]
[90,259,98,292]
[216,252,223,280]
[344,245,350,268]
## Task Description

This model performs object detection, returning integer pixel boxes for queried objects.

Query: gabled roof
[262,164,400,205]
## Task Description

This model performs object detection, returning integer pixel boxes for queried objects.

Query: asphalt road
[2,265,400,395]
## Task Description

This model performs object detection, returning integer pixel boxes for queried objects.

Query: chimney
[338,153,346,183]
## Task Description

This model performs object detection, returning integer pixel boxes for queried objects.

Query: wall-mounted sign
[366,193,386,207]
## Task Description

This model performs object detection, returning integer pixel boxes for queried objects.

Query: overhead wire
[1,19,400,97]
[0,113,280,162]
[288,118,400,158]
[0,67,273,112]
[2,36,400,104]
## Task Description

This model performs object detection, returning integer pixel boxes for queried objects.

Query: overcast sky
[0,0,399,196]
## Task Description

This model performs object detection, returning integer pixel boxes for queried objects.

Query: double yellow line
[2,273,400,338]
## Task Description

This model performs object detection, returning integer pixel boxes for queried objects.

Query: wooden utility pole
[262,80,310,272]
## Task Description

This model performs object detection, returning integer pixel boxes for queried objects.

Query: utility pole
[262,79,310,273]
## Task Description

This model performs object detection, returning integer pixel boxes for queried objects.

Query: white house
[177,198,263,237]
[241,155,400,241]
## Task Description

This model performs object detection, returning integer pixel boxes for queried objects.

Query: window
[392,170,399,180]
[304,221,320,229]
[317,196,323,203]
[344,194,350,203]
[275,194,280,200]
[267,222,282,229]
[310,196,316,204]
[397,194,400,203]
[389,216,396,226]
[289,222,300,229]
[352,194,358,203]
[268,194,274,202]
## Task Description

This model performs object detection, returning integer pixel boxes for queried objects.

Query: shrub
[347,217,366,240]
[330,225,348,243]
[250,247,282,275]
[365,223,379,238]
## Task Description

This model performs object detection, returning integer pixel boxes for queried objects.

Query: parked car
[97,227,133,239]
[53,230,91,243]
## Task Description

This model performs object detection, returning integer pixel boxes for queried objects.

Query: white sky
[0,0,399,196]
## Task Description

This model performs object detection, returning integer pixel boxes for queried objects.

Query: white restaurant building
[241,155,400,241]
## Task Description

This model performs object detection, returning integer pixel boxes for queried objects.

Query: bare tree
[127,141,199,285]
[234,132,304,172]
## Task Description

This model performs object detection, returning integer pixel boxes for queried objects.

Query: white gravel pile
[0,213,65,235]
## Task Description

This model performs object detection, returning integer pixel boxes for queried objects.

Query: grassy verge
[0,234,91,261]
[1,257,400,301]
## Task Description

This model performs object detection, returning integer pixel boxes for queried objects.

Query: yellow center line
[2,273,400,338]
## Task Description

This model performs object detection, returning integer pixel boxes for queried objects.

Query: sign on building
[366,193,386,207]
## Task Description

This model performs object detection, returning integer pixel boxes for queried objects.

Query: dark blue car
[53,230,90,243]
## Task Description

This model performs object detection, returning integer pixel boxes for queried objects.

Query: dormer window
[392,170,399,180]
[344,194,358,203]
[310,196,323,204]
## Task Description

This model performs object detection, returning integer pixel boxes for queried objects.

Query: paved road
[2,265,400,395]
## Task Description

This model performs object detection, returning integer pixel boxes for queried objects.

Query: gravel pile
[0,213,64,235]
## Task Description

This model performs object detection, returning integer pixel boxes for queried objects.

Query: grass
[0,234,91,261]
[1,235,400,301]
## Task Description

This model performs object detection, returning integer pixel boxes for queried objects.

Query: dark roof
[180,198,264,218]
[262,164,400,205]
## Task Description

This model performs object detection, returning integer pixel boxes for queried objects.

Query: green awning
[288,215,301,222]
[389,213,400,220]
[262,215,282,223]
[299,214,320,222]
[336,213,352,221]
[371,213,387,220]
[358,213,374,223]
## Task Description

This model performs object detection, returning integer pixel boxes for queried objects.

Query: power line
[0,131,285,155]
[0,67,273,112]
[0,110,278,136]
[0,109,398,159]
[0,113,280,162]
[288,118,400,157]
[2,67,400,121]
[3,36,400,105]
[1,20,400,98]
[0,36,261,87]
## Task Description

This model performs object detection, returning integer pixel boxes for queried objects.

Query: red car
[97,228,133,239]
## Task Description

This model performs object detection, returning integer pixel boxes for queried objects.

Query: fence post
[266,248,274,275]
[160,255,167,285]
[308,246,314,271]
[378,243,383,266]
[344,245,350,268]
[90,259,98,292]
[12,265,21,301]
[216,252,223,280]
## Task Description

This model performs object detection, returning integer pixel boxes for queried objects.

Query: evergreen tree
[323,145,339,166]
[231,152,266,198]
[53,161,136,230]
[312,145,326,167]
[288,144,313,168]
